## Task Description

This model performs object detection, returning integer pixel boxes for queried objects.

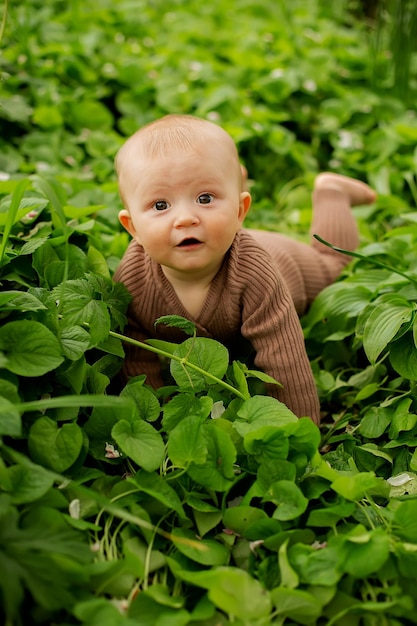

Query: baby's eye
[197,193,214,205]
[153,200,170,211]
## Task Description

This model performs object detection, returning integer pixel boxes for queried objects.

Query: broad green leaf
[168,559,272,621]
[112,419,164,472]
[129,470,186,519]
[83,403,135,461]
[306,501,356,528]
[392,499,417,542]
[171,527,229,566]
[362,294,413,364]
[0,397,22,437]
[222,506,268,536]
[389,333,417,380]
[73,598,128,626]
[265,480,308,521]
[0,320,64,376]
[243,426,289,461]
[28,416,84,472]
[288,417,321,460]
[235,395,297,437]
[359,406,391,438]
[121,381,161,422]
[155,315,196,336]
[289,543,343,586]
[128,591,190,625]
[167,415,208,467]
[3,465,54,504]
[278,538,299,588]
[59,325,91,360]
[270,587,322,625]
[171,337,229,392]
[331,472,384,501]
[162,393,209,432]
[343,527,390,577]
[187,422,237,491]
[0,291,47,312]
[205,567,272,621]
[87,245,110,278]
[256,459,297,492]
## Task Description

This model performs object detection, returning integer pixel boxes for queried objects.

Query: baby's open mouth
[177,238,202,247]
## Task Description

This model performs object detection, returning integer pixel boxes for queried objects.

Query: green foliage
[2,1,417,625]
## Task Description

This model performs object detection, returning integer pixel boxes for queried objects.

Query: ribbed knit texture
[114,189,358,425]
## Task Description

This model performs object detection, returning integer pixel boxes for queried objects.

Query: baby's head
[115,114,245,211]
[115,115,252,281]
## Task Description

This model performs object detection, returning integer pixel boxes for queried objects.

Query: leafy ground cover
[2,0,417,624]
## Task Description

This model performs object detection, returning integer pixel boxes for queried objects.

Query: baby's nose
[173,205,200,227]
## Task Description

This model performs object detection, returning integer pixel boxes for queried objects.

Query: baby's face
[118,139,251,282]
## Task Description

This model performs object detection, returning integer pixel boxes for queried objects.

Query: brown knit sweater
[114,189,358,425]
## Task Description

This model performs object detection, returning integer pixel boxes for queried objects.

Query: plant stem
[313,234,417,286]
[108,330,248,400]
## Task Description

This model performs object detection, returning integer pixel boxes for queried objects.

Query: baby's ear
[118,209,139,239]
[238,191,251,223]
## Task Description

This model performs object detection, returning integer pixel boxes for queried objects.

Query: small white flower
[387,473,412,486]
[211,401,225,419]
[249,539,264,554]
[105,442,122,459]
[69,499,80,519]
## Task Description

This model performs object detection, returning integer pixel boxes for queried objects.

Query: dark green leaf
[0,320,64,376]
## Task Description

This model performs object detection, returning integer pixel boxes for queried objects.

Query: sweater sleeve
[113,243,165,389]
[235,237,321,424]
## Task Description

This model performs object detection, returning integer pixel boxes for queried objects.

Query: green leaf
[289,543,343,586]
[155,315,197,336]
[205,567,272,620]
[171,528,229,566]
[162,393,207,432]
[306,501,356,528]
[271,587,322,625]
[167,415,208,467]
[389,332,417,380]
[223,506,268,536]
[168,559,272,621]
[243,426,289,462]
[0,396,22,437]
[59,325,91,360]
[343,527,390,577]
[359,406,391,438]
[121,381,161,422]
[362,294,413,364]
[0,291,47,312]
[130,470,187,519]
[2,465,54,504]
[171,337,229,392]
[392,499,417,542]
[264,480,308,521]
[235,395,297,437]
[331,472,384,501]
[28,416,84,472]
[0,320,64,376]
[112,419,164,472]
[187,422,237,491]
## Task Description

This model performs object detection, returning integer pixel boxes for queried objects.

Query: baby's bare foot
[314,172,377,206]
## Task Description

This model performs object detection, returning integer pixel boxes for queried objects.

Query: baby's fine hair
[115,114,239,173]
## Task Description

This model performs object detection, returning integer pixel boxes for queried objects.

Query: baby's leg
[247,173,376,314]
[309,173,376,283]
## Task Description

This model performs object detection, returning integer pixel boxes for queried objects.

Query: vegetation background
[2,1,417,625]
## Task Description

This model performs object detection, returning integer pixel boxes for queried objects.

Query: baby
[113,114,376,424]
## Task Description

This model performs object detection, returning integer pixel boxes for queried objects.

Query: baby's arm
[119,317,166,389]
[241,268,320,424]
